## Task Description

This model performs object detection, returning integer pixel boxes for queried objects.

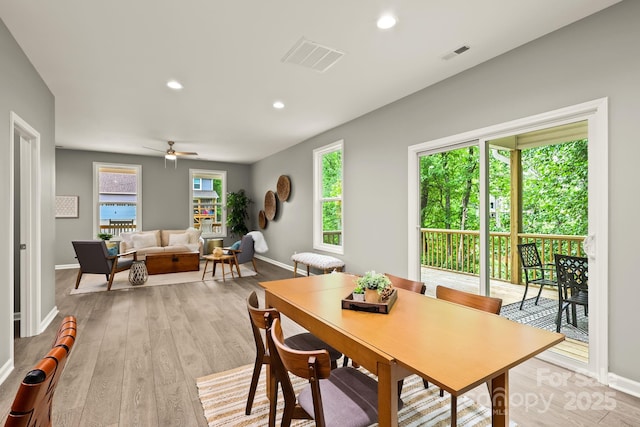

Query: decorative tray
[341,289,397,314]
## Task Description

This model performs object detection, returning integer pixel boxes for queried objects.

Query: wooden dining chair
[267,317,385,427]
[385,273,426,294]
[5,316,77,427]
[244,291,342,416]
[435,286,502,426]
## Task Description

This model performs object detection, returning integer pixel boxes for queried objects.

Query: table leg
[490,371,509,427]
[377,362,399,427]
[220,259,226,282]
[201,259,209,280]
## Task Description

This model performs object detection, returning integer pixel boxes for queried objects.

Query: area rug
[501,297,588,343]
[70,262,257,295]
[196,364,494,426]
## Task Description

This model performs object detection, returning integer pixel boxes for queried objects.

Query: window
[93,163,142,238]
[313,140,343,254]
[190,169,226,237]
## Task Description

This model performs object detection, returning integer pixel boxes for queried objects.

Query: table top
[261,273,565,394]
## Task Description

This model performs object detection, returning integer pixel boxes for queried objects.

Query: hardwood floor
[1,260,639,426]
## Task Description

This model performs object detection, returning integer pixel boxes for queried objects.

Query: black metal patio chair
[517,243,557,310]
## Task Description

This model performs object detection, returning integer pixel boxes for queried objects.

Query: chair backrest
[236,235,255,264]
[72,240,112,274]
[246,291,280,354]
[554,254,588,296]
[5,316,77,427]
[268,317,332,426]
[385,273,426,294]
[435,286,502,314]
[517,243,544,269]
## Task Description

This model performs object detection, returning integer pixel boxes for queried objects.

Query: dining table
[260,273,565,427]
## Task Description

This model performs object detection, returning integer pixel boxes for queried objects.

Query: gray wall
[55,149,252,265]
[252,1,640,383]
[0,18,56,367]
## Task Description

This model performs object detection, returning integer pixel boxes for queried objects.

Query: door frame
[9,112,42,340]
[408,98,608,382]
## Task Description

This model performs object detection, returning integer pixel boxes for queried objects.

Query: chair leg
[450,394,457,426]
[422,378,429,389]
[75,270,83,289]
[535,282,545,305]
[252,258,258,273]
[245,359,263,415]
[519,282,530,310]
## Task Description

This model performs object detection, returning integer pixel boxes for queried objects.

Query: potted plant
[226,189,252,238]
[355,271,392,303]
[97,232,113,241]
[97,232,117,255]
[352,282,365,302]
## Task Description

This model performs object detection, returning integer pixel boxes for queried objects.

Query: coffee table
[201,254,239,282]
[145,252,200,275]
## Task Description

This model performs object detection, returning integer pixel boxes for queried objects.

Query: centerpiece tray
[341,289,397,314]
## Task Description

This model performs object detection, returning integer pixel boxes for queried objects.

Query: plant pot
[352,293,365,302]
[365,289,379,303]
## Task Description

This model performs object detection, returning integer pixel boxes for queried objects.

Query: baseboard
[40,306,59,334]
[56,263,79,270]
[608,373,640,399]
[0,357,14,387]
[254,254,310,276]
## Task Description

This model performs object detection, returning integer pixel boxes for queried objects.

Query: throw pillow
[168,233,190,246]
[230,240,241,250]
[185,227,202,244]
[132,233,157,249]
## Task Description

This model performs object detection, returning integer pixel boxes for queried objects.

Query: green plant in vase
[97,232,113,241]
[352,282,365,301]
[226,189,252,238]
[97,232,117,256]
[355,271,392,303]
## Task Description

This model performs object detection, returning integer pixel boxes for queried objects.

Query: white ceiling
[0,0,620,164]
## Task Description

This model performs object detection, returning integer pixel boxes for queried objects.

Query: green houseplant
[97,232,117,256]
[97,232,113,241]
[355,271,392,303]
[226,189,252,237]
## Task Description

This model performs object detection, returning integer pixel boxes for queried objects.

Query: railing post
[510,149,523,284]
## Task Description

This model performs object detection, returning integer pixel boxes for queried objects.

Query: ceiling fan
[144,141,198,168]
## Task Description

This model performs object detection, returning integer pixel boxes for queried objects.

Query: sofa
[119,228,203,259]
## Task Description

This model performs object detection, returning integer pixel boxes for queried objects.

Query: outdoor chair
[5,316,77,427]
[517,243,557,310]
[554,254,588,333]
[267,317,389,427]
[227,234,258,275]
[244,292,342,416]
[435,285,502,426]
[72,240,137,291]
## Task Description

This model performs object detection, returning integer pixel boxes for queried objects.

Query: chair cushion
[285,333,342,362]
[298,367,380,427]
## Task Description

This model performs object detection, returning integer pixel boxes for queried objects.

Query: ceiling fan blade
[143,146,167,153]
[174,151,198,156]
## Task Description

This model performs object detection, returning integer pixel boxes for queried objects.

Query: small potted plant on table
[98,232,117,256]
[355,271,392,303]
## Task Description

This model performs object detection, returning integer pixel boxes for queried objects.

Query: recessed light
[167,80,183,90]
[377,14,397,30]
[273,101,285,109]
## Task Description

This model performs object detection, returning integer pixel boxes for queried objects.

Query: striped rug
[196,364,492,426]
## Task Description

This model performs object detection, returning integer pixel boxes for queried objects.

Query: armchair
[517,243,557,309]
[554,254,588,333]
[72,240,137,291]
[227,234,258,274]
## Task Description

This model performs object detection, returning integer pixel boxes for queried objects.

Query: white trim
[0,358,14,388]
[608,373,640,399]
[313,140,344,255]
[93,162,143,237]
[189,168,227,238]
[408,98,609,382]
[55,263,80,270]
[39,305,59,334]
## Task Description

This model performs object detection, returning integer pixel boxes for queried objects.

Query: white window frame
[93,162,142,239]
[313,140,344,254]
[189,169,227,238]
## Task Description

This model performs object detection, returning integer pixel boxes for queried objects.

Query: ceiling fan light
[166,80,183,90]
[165,153,177,160]
[377,14,397,30]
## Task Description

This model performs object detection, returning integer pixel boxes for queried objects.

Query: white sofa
[119,228,203,259]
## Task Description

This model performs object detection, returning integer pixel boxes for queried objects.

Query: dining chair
[517,242,557,309]
[435,286,502,426]
[5,316,77,427]
[244,291,342,416]
[554,254,588,332]
[385,273,426,294]
[267,317,386,427]
[72,240,137,290]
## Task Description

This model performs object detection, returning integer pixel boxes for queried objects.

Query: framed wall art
[55,195,79,218]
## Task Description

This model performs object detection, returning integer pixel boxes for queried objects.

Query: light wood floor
[1,260,638,426]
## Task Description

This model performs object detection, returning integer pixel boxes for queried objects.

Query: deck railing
[322,230,342,245]
[421,228,585,283]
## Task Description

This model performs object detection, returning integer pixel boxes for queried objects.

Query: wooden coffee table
[145,252,200,275]
[201,254,239,282]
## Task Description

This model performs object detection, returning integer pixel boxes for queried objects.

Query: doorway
[408,98,608,383]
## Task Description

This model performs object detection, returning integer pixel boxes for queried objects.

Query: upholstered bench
[291,252,345,277]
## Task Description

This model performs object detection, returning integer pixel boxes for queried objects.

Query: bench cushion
[291,252,344,270]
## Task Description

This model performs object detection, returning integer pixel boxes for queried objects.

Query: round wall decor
[264,190,277,220]
[277,175,291,201]
[258,210,267,229]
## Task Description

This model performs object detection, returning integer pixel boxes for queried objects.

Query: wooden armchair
[5,316,77,427]
[244,292,342,416]
[72,240,137,291]
[267,317,383,427]
[227,234,258,275]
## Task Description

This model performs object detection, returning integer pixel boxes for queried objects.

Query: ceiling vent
[441,45,470,61]
[282,38,345,73]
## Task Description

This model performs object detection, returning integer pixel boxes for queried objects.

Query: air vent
[282,38,345,73]
[441,45,470,61]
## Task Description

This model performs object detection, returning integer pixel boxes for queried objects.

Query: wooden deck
[421,267,588,363]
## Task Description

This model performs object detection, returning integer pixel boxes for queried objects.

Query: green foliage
[321,149,343,234]
[97,233,112,240]
[226,189,252,237]
[355,271,392,293]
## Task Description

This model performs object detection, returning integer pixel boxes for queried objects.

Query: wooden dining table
[260,273,565,427]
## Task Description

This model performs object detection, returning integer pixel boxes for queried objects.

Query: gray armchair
[227,234,258,275]
[72,240,137,290]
